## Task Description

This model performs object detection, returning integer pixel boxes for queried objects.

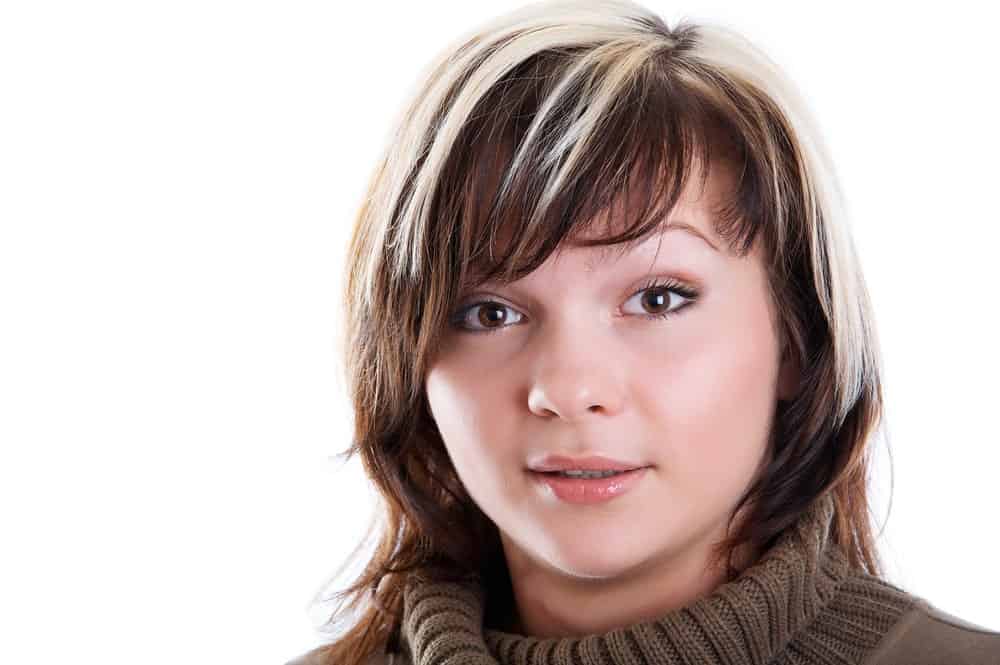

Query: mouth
[528,466,650,504]
[533,468,643,478]
[527,454,648,474]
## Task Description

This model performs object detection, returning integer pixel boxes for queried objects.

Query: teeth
[556,469,624,478]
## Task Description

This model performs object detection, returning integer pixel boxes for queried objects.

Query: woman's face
[424,157,798,618]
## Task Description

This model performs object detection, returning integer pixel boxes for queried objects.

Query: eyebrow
[463,221,718,289]
[664,222,719,252]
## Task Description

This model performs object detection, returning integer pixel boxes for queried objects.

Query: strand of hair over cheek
[691,21,877,424]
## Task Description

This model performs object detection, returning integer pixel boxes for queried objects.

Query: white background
[1,1,998,663]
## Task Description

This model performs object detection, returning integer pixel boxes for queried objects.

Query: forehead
[464,221,721,294]
[506,151,728,239]
[547,156,731,262]
[460,144,741,291]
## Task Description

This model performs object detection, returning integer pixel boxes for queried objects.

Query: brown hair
[306,3,891,663]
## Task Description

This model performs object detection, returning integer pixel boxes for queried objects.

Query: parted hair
[306,2,892,663]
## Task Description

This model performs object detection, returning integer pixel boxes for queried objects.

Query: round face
[423,157,798,636]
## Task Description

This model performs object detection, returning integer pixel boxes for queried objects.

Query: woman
[288,1,1000,663]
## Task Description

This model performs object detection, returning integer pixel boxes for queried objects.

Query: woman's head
[424,149,799,600]
[322,0,886,658]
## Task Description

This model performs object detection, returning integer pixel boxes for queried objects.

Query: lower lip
[530,467,649,504]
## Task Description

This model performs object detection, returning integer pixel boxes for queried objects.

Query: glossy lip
[529,466,649,504]
[527,454,647,473]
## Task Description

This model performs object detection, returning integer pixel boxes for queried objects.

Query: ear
[776,338,801,402]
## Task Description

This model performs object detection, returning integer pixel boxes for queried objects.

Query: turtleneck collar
[400,493,855,665]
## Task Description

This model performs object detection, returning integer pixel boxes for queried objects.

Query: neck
[498,509,763,639]
[500,532,733,638]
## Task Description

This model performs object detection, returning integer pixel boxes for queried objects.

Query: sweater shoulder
[863,597,1000,664]
[788,568,996,665]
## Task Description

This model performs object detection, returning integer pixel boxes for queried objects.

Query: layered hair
[308,1,892,663]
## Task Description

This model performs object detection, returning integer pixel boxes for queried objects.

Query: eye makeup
[449,276,700,336]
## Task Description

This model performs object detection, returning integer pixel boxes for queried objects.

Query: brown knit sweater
[387,493,1000,665]
[286,493,1000,665]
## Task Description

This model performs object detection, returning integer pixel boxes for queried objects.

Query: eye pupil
[478,304,506,327]
[642,288,670,313]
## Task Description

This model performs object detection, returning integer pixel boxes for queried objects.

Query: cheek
[646,329,776,420]
[425,365,528,524]
[639,299,779,487]
[425,365,514,478]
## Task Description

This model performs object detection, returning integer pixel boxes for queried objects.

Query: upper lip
[528,454,648,472]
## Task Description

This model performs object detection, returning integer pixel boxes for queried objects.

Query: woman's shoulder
[863,596,1000,664]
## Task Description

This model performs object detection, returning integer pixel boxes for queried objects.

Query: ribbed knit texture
[399,494,919,665]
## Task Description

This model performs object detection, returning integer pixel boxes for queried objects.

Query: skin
[424,155,800,639]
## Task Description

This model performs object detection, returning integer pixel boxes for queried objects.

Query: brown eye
[640,288,672,315]
[451,277,698,336]
[477,303,509,328]
[622,278,699,321]
[451,301,524,334]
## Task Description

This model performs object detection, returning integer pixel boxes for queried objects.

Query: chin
[536,532,653,580]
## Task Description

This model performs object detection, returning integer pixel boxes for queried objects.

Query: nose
[526,325,626,421]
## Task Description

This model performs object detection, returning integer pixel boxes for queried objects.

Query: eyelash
[449,277,700,336]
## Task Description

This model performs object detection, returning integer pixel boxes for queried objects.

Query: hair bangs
[434,50,768,299]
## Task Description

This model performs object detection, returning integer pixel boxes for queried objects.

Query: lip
[528,454,647,473]
[529,467,649,504]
